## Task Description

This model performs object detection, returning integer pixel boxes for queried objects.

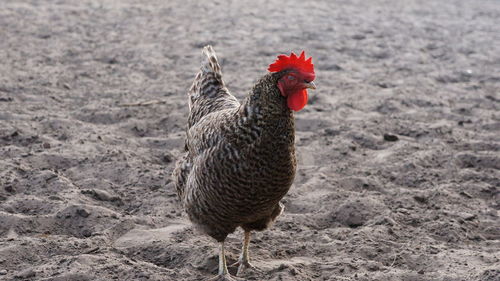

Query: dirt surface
[1,0,499,280]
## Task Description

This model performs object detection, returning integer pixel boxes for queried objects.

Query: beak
[304,81,316,90]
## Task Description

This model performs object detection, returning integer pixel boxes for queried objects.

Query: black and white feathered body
[172,46,296,242]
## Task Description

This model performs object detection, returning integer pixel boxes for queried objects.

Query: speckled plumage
[172,46,296,242]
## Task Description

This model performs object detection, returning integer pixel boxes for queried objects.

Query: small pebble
[383,133,399,142]
[76,208,90,218]
[82,229,92,238]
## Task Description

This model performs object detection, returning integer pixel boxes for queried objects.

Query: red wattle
[287,89,308,111]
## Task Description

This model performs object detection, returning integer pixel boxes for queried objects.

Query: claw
[230,231,263,276]
[207,242,243,281]
[207,273,240,281]
[230,259,261,276]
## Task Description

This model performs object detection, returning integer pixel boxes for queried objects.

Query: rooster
[172,46,316,281]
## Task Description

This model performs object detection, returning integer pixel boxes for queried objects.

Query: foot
[210,241,243,281]
[230,259,261,276]
[207,273,242,281]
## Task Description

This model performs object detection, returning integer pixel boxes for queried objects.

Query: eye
[287,75,295,80]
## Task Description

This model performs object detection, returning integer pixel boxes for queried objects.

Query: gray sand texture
[0,0,499,280]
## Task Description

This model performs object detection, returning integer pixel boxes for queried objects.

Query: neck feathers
[241,73,292,120]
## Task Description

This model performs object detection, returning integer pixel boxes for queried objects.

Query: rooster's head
[268,51,316,111]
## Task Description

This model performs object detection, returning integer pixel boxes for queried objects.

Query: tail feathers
[201,45,222,75]
[188,45,225,104]
[188,45,228,110]
[187,45,239,127]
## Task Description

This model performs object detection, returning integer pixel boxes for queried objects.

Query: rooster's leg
[231,231,259,276]
[208,241,238,281]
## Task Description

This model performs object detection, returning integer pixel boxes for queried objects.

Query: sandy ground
[1,0,499,280]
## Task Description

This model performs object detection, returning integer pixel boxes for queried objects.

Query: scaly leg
[231,231,260,276]
[208,242,237,281]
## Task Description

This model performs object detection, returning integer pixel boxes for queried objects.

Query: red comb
[268,51,314,74]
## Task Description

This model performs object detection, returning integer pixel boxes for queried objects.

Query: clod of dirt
[330,197,386,228]
[413,195,428,204]
[14,268,35,279]
[81,189,123,205]
[480,269,500,281]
